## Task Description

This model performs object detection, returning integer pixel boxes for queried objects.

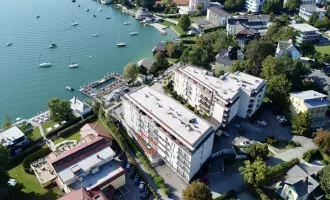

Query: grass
[52,129,81,145]
[8,163,63,200]
[159,21,184,35]
[42,121,58,136]
[270,141,296,154]
[27,127,42,142]
[167,58,178,64]
[315,45,330,54]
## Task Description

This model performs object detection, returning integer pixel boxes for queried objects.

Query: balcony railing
[177,155,190,168]
[177,149,191,162]
[177,160,190,173]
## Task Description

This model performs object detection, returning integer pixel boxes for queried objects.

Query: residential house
[137,58,155,73]
[215,46,244,72]
[173,65,266,127]
[234,14,270,25]
[80,123,113,146]
[206,7,232,27]
[275,39,302,60]
[278,165,321,200]
[58,187,111,200]
[289,23,321,43]
[0,126,29,154]
[289,90,329,127]
[299,4,326,21]
[152,42,166,55]
[70,96,92,117]
[189,0,210,12]
[121,86,215,182]
[245,0,265,12]
[135,8,149,20]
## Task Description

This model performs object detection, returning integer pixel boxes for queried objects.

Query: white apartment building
[299,4,326,21]
[245,0,265,13]
[206,7,232,27]
[290,23,321,43]
[173,65,266,127]
[121,86,214,182]
[189,0,210,12]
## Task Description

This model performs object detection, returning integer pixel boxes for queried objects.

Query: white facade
[290,23,321,43]
[189,0,210,12]
[206,7,232,27]
[299,4,326,21]
[173,65,266,127]
[70,96,92,117]
[0,126,28,148]
[245,0,264,13]
[275,40,302,60]
[121,86,214,182]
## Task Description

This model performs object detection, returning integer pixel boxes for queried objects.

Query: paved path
[39,125,46,139]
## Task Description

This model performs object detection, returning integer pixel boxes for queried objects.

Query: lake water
[0,0,176,123]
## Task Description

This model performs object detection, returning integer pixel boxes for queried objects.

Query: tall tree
[319,165,330,199]
[182,181,212,200]
[239,158,268,187]
[284,0,300,10]
[47,98,74,122]
[0,146,12,200]
[246,143,269,160]
[213,29,232,52]
[197,2,204,11]
[291,112,312,135]
[262,0,282,14]
[309,12,319,25]
[2,116,11,130]
[180,48,190,64]
[123,62,139,82]
[166,42,181,58]
[300,41,315,57]
[266,75,291,106]
[230,60,250,73]
[178,15,191,31]
[154,52,169,70]
[141,0,155,9]
[313,129,330,154]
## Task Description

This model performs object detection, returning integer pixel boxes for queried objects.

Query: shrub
[302,148,319,162]
[154,175,165,187]
[264,136,277,145]
[22,147,51,173]
[267,158,300,178]
[194,108,200,114]
[288,140,301,147]
[255,187,269,200]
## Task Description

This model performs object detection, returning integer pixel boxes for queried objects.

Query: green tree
[319,165,330,199]
[178,15,191,31]
[309,12,319,25]
[263,22,299,43]
[141,0,155,9]
[313,129,330,154]
[0,146,12,200]
[230,60,250,73]
[2,116,11,130]
[224,0,245,10]
[123,62,139,81]
[239,158,268,187]
[327,7,330,17]
[213,29,232,52]
[314,17,330,29]
[291,112,312,135]
[246,143,269,160]
[154,52,169,70]
[138,65,148,75]
[47,98,74,122]
[119,0,130,6]
[182,181,212,200]
[262,0,282,14]
[180,48,190,64]
[197,2,204,11]
[300,41,315,57]
[166,42,181,58]
[284,0,300,10]
[266,75,291,106]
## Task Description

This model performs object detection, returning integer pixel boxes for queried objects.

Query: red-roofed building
[58,187,113,200]
[80,124,113,146]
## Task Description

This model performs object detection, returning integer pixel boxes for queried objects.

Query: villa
[0,126,29,155]
[289,23,321,43]
[275,39,301,60]
[70,96,92,117]
[299,4,326,21]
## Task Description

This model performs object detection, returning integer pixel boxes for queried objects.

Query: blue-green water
[0,0,176,123]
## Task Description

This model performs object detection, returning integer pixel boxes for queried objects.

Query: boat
[98,8,102,12]
[124,21,130,25]
[66,86,74,91]
[86,8,89,12]
[93,14,97,17]
[71,22,79,26]
[116,35,126,47]
[71,0,76,2]
[68,54,79,68]
[78,5,81,7]
[48,43,57,48]
[130,30,138,36]
[36,15,40,19]
[106,17,111,19]
[6,43,12,47]
[38,52,51,67]
[93,34,99,37]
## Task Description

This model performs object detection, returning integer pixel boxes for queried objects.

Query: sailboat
[116,35,126,47]
[71,21,79,26]
[68,54,79,68]
[130,28,138,36]
[39,52,51,67]
[48,36,57,48]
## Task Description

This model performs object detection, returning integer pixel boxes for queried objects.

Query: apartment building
[121,86,214,182]
[189,0,210,12]
[289,90,329,127]
[173,65,266,127]
[299,4,326,21]
[245,0,264,13]
[0,126,29,154]
[289,23,321,43]
[284,0,315,7]
[206,7,232,27]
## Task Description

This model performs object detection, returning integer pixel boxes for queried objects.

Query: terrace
[31,158,56,186]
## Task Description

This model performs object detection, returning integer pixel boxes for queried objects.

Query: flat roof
[290,90,327,100]
[0,126,25,147]
[57,146,116,183]
[300,4,326,12]
[290,23,319,32]
[207,7,231,17]
[123,86,213,149]
[178,66,266,101]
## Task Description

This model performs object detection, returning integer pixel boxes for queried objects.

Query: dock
[148,23,168,35]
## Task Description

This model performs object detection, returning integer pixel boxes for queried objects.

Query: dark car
[134,174,141,185]
[125,161,132,172]
[121,159,127,168]
[129,167,136,179]
[140,188,151,200]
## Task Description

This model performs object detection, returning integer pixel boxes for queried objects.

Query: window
[201,155,203,160]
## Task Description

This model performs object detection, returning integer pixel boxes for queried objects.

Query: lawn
[159,21,184,35]
[270,141,296,154]
[315,45,330,54]
[8,163,63,200]
[52,128,81,145]
[167,58,178,64]
[26,121,59,142]
[42,121,58,136]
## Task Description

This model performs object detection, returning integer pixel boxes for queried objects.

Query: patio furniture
[7,179,17,187]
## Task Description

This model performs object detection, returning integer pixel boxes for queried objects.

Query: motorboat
[98,8,102,12]
[130,31,138,36]
[69,63,79,68]
[71,22,79,26]
[6,43,12,47]
[93,14,97,17]
[86,8,90,12]
[72,0,76,2]
[124,21,130,25]
[48,43,57,48]
[39,63,51,67]
[93,34,99,37]
[66,86,74,91]
[117,42,126,47]
[106,17,111,19]
[78,5,81,7]
[36,15,40,18]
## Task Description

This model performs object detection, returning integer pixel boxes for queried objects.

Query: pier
[148,23,168,35]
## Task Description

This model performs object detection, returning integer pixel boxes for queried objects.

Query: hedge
[213,190,237,200]
[180,39,196,44]
[22,147,51,173]
[302,148,319,163]
[254,187,269,200]
[204,26,223,33]
[267,158,300,178]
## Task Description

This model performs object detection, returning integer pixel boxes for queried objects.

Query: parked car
[134,174,141,185]
[139,181,146,193]
[257,119,268,126]
[196,176,210,185]
[223,132,230,137]
[276,115,286,120]
[140,188,151,200]
[240,141,251,146]
[130,167,137,179]
[121,159,127,168]
[125,161,132,172]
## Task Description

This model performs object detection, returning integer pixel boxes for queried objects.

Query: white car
[257,120,268,126]
[240,141,251,146]
[276,115,286,120]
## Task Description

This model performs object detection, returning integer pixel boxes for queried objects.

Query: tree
[246,143,269,160]
[2,116,11,130]
[309,12,319,25]
[213,29,232,52]
[180,48,190,64]
[263,22,299,43]
[154,52,169,70]
[300,41,315,57]
[284,0,300,10]
[327,7,330,17]
[262,0,282,14]
[182,181,212,200]
[178,15,191,31]
[319,165,330,199]
[291,112,312,135]
[166,42,181,58]
[0,146,12,200]
[239,158,268,187]
[314,17,330,29]
[313,129,330,154]
[123,62,139,81]
[47,98,74,122]
[141,0,155,9]
[266,75,291,106]
[224,0,245,10]
[197,2,204,11]
[119,0,130,6]
[230,60,250,73]
[138,65,148,75]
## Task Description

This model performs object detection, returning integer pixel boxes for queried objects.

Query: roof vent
[144,93,149,98]
[169,106,174,111]
[156,103,162,108]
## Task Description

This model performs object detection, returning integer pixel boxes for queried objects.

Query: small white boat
[36,15,40,18]
[124,21,130,25]
[130,31,138,36]
[106,17,111,19]
[117,42,126,47]
[71,22,79,26]
[86,8,90,12]
[93,34,99,37]
[6,43,12,47]
[93,14,97,17]
[66,86,74,91]
[98,8,102,12]
[39,63,51,67]
[48,43,57,48]
[69,63,79,68]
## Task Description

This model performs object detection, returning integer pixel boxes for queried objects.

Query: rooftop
[290,23,319,32]
[234,14,270,21]
[0,126,25,147]
[70,96,92,116]
[123,86,213,149]
[80,123,113,141]
[300,4,326,12]
[57,188,92,200]
[178,66,266,102]
[290,90,327,100]
[207,7,231,17]
[137,58,155,70]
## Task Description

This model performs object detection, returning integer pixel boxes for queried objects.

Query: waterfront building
[121,86,214,182]
[173,65,266,127]
[289,90,329,127]
[299,4,326,21]
[206,7,232,27]
[245,0,264,13]
[137,58,155,73]
[0,126,29,154]
[135,8,149,20]
[152,42,166,55]
[289,23,321,43]
[275,39,301,60]
[101,0,111,4]
[189,0,210,12]
[70,96,92,117]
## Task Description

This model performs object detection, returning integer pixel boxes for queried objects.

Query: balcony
[247,108,252,113]
[199,104,210,113]
[177,160,190,173]
[248,104,253,109]
[199,99,211,108]
[199,93,211,102]
[177,155,190,168]
[177,149,191,162]
[249,98,255,103]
